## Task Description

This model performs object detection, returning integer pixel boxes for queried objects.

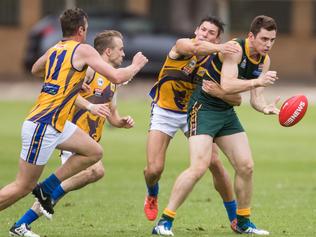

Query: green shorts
[187,101,244,138]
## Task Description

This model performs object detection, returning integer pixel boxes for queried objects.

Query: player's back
[26,40,87,132]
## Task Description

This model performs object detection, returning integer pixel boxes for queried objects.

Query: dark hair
[94,30,123,54]
[250,15,277,36]
[60,8,88,37]
[198,16,225,37]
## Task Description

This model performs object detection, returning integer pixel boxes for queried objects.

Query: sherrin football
[279,95,308,127]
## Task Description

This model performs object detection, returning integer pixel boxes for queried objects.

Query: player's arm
[173,38,240,57]
[75,95,111,118]
[250,56,280,115]
[80,67,94,93]
[31,50,48,77]
[74,44,148,84]
[107,95,134,128]
[220,43,278,94]
[202,80,241,106]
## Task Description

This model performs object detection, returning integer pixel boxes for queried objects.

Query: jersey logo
[97,78,104,87]
[41,83,60,95]
[172,85,186,110]
[240,57,247,69]
[182,59,197,75]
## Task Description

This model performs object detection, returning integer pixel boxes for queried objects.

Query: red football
[279,95,308,127]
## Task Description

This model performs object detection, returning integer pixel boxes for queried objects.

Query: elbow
[31,65,37,76]
[235,96,242,106]
[221,81,231,93]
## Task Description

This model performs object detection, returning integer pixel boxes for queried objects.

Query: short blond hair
[94,30,123,54]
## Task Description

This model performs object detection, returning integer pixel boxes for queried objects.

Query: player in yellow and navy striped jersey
[10,30,136,237]
[0,8,147,221]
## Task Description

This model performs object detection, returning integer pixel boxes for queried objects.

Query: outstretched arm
[74,44,148,84]
[171,38,240,58]
[250,57,280,115]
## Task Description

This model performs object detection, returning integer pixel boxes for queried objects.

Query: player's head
[195,16,224,43]
[60,8,88,42]
[248,15,277,56]
[94,30,125,68]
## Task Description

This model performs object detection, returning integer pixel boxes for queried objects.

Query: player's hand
[120,115,134,128]
[218,42,241,55]
[81,82,91,93]
[263,96,280,115]
[257,71,279,87]
[89,103,111,117]
[132,52,148,71]
[202,80,224,99]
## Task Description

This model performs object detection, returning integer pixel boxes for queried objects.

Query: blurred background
[0,0,315,85]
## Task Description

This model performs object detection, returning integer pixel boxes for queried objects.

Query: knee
[188,165,208,181]
[236,161,254,178]
[145,164,164,179]
[89,165,105,182]
[90,143,103,162]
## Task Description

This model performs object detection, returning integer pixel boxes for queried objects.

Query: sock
[224,200,237,222]
[161,208,176,222]
[237,208,251,228]
[41,173,61,195]
[15,209,39,227]
[147,183,159,197]
[51,184,66,204]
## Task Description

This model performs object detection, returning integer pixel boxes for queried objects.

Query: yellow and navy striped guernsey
[149,54,209,113]
[68,72,116,142]
[26,40,87,132]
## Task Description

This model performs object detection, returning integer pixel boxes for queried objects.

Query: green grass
[0,100,316,236]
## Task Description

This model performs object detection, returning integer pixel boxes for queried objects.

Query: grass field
[0,99,315,237]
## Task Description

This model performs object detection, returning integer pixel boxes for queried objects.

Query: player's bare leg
[153,135,213,236]
[32,128,103,217]
[216,132,269,235]
[144,130,171,221]
[0,160,44,211]
[209,143,237,231]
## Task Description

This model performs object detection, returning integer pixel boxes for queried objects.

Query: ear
[248,32,255,40]
[104,48,112,57]
[194,26,199,36]
[78,26,85,36]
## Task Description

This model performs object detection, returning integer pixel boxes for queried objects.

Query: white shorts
[60,150,72,165]
[20,120,77,165]
[149,104,188,138]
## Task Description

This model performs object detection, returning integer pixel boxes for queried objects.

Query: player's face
[108,37,125,68]
[195,21,220,43]
[250,28,276,56]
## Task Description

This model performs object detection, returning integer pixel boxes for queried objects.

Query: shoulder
[75,43,95,55]
[220,41,242,63]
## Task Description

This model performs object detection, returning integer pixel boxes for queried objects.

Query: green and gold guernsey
[192,38,268,110]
